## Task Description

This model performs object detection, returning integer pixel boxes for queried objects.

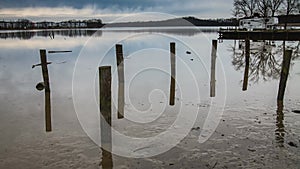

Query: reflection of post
[40,49,51,132]
[276,100,285,147]
[99,66,113,169]
[210,40,217,97]
[242,39,250,91]
[277,50,292,101]
[116,44,125,119]
[169,42,176,106]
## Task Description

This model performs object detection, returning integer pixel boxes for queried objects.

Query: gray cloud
[0,0,233,22]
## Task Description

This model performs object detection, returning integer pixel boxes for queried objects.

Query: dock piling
[210,40,217,97]
[116,44,125,119]
[169,42,176,106]
[40,49,52,132]
[99,66,113,169]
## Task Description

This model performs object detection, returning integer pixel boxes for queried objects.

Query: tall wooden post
[99,66,113,168]
[116,44,125,119]
[40,49,52,132]
[277,50,292,101]
[210,40,217,97]
[242,39,250,91]
[169,42,176,106]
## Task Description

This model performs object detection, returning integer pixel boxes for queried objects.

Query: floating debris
[36,82,45,91]
[247,148,256,152]
[292,110,300,114]
[191,127,200,131]
[288,141,298,147]
[32,62,52,69]
[186,51,191,54]
[56,61,67,64]
[48,50,72,53]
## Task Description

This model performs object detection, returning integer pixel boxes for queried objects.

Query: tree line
[233,0,299,17]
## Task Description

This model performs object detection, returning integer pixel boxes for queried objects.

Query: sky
[0,0,234,22]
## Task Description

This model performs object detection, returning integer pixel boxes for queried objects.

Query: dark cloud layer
[0,0,161,9]
[0,0,233,21]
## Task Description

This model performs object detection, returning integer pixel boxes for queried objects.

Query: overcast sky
[0,0,233,22]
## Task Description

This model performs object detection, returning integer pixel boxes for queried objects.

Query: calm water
[0,28,300,168]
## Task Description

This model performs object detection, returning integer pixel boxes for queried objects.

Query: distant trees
[257,0,271,17]
[282,0,299,15]
[0,19,104,30]
[233,0,257,17]
[232,0,299,18]
[269,0,283,16]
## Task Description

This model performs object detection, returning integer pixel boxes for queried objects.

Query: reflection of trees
[102,28,218,36]
[230,40,300,83]
[0,28,219,39]
[275,101,285,147]
[0,29,102,40]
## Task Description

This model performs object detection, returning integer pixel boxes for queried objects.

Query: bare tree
[282,0,299,15]
[268,0,283,16]
[257,0,271,17]
[233,0,258,17]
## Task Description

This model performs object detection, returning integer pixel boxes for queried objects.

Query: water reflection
[104,27,218,36]
[230,40,300,83]
[115,44,125,119]
[1,27,299,168]
[0,29,102,39]
[230,40,299,147]
[0,27,218,40]
[101,148,113,169]
[276,101,285,147]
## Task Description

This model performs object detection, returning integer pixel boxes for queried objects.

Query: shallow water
[0,28,300,169]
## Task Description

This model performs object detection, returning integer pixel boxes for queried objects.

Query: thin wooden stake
[210,40,217,97]
[40,49,52,132]
[169,42,176,106]
[99,66,113,168]
[242,39,250,91]
[277,50,292,101]
[116,44,125,119]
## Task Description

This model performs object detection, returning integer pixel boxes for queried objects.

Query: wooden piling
[210,40,217,97]
[116,44,125,119]
[277,50,292,101]
[169,42,176,106]
[242,39,250,91]
[40,49,52,132]
[99,66,113,168]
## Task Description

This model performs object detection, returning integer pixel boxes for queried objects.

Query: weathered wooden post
[242,39,250,91]
[169,42,176,106]
[40,49,52,132]
[116,44,125,119]
[210,40,218,97]
[99,66,113,168]
[277,50,292,101]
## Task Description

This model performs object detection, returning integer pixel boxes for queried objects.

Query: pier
[219,29,300,41]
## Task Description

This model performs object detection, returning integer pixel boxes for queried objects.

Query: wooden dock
[218,29,300,41]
